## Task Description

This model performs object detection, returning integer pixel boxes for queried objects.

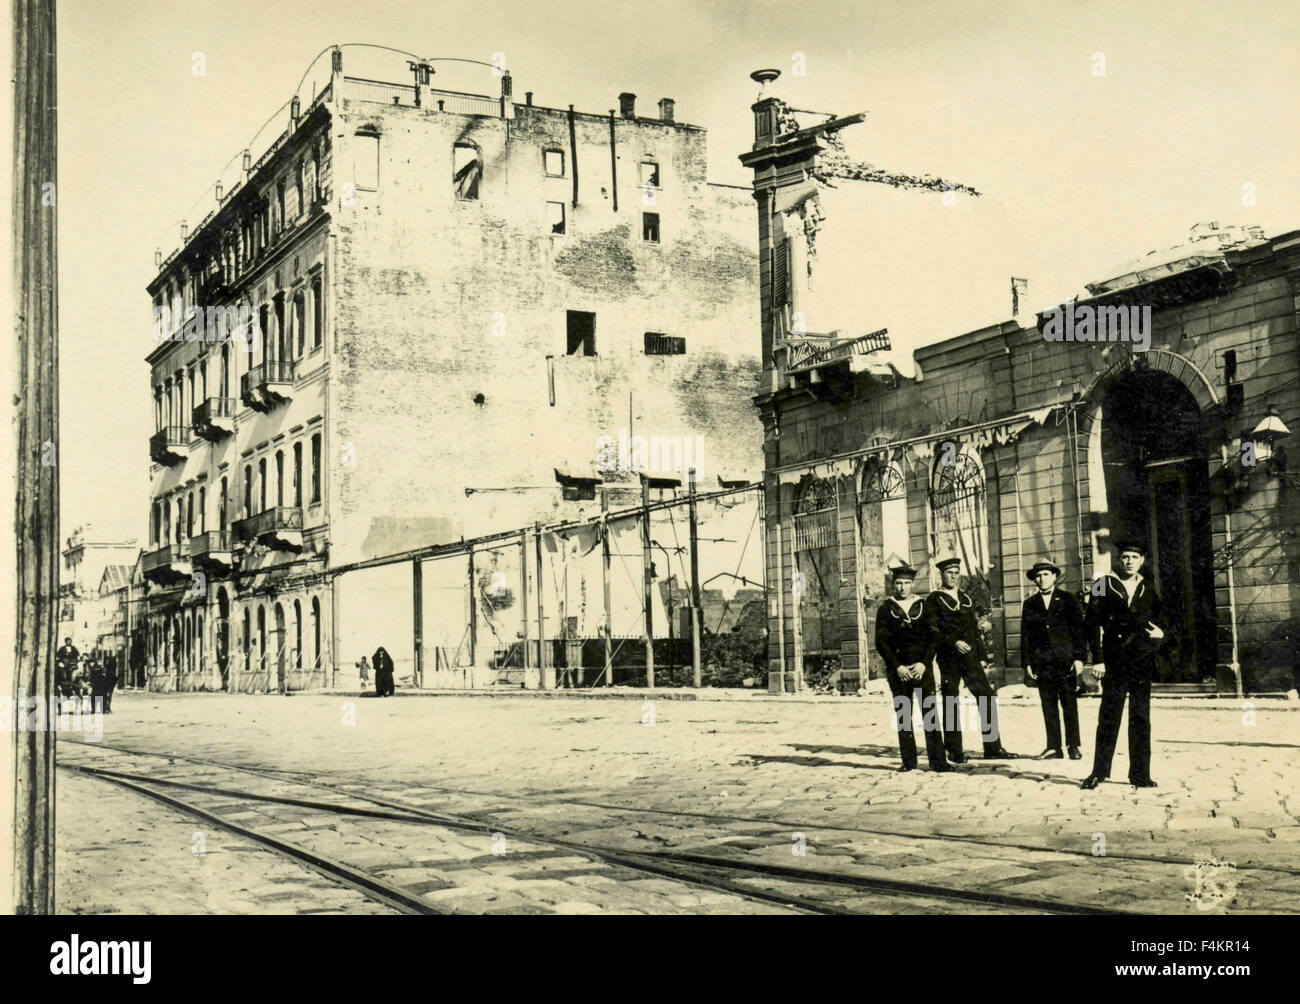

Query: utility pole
[412,558,423,688]
[520,529,531,686]
[534,521,549,688]
[467,544,477,672]
[688,468,703,687]
[602,489,613,687]
[641,477,655,688]
[10,0,59,915]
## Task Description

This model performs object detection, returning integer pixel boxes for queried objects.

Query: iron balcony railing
[142,544,184,576]
[248,359,295,387]
[232,506,303,544]
[186,530,233,559]
[193,397,237,439]
[149,426,189,465]
[341,76,501,116]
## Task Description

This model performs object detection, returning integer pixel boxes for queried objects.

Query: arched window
[243,464,253,517]
[243,607,251,673]
[311,275,323,350]
[311,596,321,671]
[198,487,206,534]
[294,599,303,671]
[293,443,303,508]
[259,457,268,513]
[257,605,267,676]
[294,289,306,358]
[929,445,990,575]
[453,142,481,200]
[275,450,285,507]
[219,477,228,532]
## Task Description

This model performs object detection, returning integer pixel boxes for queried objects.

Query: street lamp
[1247,407,1290,476]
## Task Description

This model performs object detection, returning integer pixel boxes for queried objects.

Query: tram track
[60,741,1129,915]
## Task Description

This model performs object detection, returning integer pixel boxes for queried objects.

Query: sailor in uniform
[874,562,951,772]
[1081,541,1167,789]
[925,556,1018,760]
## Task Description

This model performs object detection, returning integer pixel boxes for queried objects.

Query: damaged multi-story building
[142,48,759,692]
[745,89,1299,696]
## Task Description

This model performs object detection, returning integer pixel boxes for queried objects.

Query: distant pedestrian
[356,656,371,691]
[101,653,118,713]
[56,637,79,698]
[372,646,395,697]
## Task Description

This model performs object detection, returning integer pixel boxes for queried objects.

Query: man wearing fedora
[875,562,952,772]
[1081,540,1167,789]
[925,556,1018,761]
[1020,558,1087,760]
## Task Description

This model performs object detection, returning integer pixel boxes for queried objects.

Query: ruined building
[143,49,759,692]
[745,91,1299,695]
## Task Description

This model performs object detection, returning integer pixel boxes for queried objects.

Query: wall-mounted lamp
[1247,406,1290,476]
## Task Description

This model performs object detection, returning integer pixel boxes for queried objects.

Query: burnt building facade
[141,48,759,692]
[746,95,1299,695]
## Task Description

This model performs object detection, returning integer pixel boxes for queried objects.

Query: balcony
[149,426,189,466]
[186,529,235,574]
[232,506,303,551]
[141,544,192,585]
[240,359,295,412]
[193,397,237,441]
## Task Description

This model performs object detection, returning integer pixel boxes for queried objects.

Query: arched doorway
[216,589,230,691]
[274,602,287,693]
[1100,369,1215,681]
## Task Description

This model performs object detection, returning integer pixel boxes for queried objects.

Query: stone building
[58,526,139,654]
[141,49,760,692]
[745,95,1299,695]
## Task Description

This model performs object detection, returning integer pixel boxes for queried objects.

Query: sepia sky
[57,0,1300,544]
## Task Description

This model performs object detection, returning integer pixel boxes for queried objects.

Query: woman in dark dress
[372,646,395,697]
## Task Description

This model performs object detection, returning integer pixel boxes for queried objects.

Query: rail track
[59,740,1144,915]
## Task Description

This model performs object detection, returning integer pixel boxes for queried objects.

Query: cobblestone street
[56,690,1300,914]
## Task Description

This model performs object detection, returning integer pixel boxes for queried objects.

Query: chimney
[618,92,636,119]
[658,97,675,123]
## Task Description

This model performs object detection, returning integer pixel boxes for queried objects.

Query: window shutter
[772,239,789,308]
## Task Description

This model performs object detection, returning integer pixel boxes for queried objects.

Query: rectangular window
[639,161,660,189]
[453,143,480,200]
[244,465,252,516]
[276,179,286,232]
[566,310,595,357]
[642,212,660,244]
[644,332,685,355]
[544,149,565,176]
[293,443,303,508]
[311,433,322,504]
[275,451,285,507]
[259,458,267,513]
[547,201,566,235]
[355,133,380,191]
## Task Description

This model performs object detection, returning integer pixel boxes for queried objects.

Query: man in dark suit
[875,562,951,773]
[925,556,1017,761]
[1081,541,1167,789]
[1020,558,1087,760]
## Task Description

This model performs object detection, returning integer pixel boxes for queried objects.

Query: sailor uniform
[875,595,947,770]
[924,587,1003,758]
[1086,572,1165,783]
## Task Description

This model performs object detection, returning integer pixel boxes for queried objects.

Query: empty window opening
[642,212,660,243]
[1224,349,1238,384]
[354,132,380,191]
[639,161,660,189]
[547,201,566,235]
[453,142,481,200]
[566,310,596,356]
[544,149,565,176]
[644,332,685,355]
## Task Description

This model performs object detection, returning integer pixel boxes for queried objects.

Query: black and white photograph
[2,0,1296,974]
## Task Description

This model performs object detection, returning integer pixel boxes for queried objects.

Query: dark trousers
[886,666,947,769]
[1036,664,1079,750]
[1090,667,1152,781]
[936,651,1001,757]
